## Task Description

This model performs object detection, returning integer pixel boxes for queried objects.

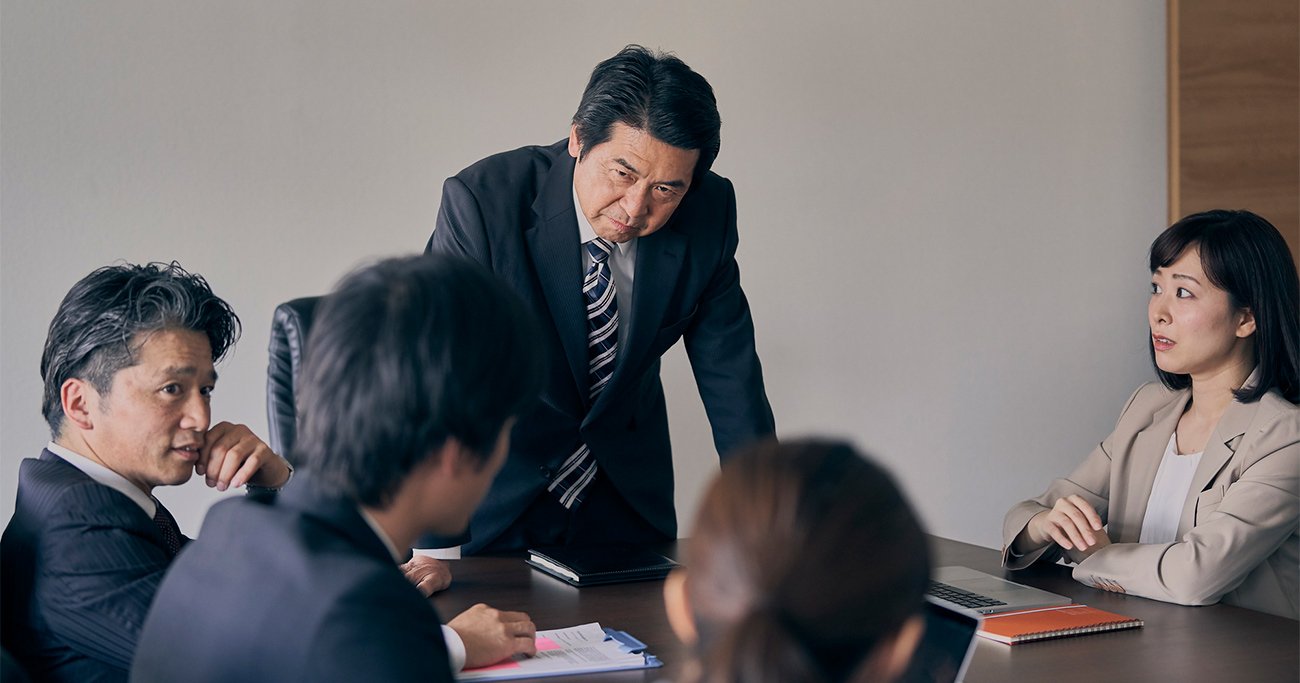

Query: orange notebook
[977,604,1143,645]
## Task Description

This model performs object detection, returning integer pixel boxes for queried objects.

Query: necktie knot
[586,238,614,264]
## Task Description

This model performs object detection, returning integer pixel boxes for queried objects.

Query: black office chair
[266,296,321,463]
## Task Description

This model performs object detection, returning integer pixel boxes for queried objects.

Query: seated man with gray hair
[1,262,293,682]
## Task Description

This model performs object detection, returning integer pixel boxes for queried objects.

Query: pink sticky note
[463,636,564,672]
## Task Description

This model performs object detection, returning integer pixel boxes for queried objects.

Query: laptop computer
[927,566,1071,615]
[900,596,981,683]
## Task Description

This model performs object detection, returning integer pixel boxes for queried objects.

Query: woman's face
[1149,247,1256,381]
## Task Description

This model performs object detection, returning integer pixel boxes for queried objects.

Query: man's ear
[568,124,582,159]
[436,437,492,478]
[663,569,698,645]
[433,438,468,478]
[1235,307,1257,339]
[60,378,97,431]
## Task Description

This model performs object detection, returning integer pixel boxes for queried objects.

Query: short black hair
[294,254,544,507]
[571,44,721,180]
[1149,209,1300,403]
[41,262,240,437]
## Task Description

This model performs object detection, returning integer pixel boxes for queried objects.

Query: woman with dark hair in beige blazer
[1003,210,1299,620]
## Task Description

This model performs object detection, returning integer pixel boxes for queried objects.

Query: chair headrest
[266,296,321,460]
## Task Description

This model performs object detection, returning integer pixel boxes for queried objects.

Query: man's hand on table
[448,603,538,668]
[402,555,452,596]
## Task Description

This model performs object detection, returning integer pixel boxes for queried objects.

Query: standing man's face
[569,122,699,244]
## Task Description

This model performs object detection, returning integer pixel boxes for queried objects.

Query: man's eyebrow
[613,157,688,188]
[612,157,641,175]
[158,365,219,382]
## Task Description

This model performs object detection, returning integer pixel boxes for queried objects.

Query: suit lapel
[1177,399,1254,536]
[1117,390,1189,543]
[525,154,589,406]
[587,225,686,421]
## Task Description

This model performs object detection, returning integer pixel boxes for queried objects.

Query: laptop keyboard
[927,581,1008,609]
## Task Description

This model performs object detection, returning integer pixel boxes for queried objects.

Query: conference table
[434,536,1299,682]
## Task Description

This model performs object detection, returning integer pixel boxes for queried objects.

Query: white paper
[456,622,653,681]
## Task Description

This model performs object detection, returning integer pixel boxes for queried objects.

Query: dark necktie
[547,238,618,509]
[151,501,184,556]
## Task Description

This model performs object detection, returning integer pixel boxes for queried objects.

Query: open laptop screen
[899,596,981,683]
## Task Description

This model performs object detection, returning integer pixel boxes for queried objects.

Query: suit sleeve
[1001,385,1148,568]
[683,178,777,459]
[426,176,490,264]
[1072,414,1299,606]
[40,488,172,671]
[307,573,454,683]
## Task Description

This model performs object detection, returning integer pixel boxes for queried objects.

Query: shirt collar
[46,441,156,517]
[572,183,635,256]
[357,506,404,564]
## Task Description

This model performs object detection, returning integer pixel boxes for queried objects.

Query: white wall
[0,1,1164,549]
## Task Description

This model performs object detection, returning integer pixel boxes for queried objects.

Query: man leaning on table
[131,255,544,682]
[422,44,776,557]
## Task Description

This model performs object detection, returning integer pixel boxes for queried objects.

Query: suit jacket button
[539,466,553,479]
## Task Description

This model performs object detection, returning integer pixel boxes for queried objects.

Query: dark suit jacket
[0,451,186,683]
[130,476,453,683]
[426,140,776,551]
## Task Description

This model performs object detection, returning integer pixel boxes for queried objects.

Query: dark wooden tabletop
[433,537,1299,682]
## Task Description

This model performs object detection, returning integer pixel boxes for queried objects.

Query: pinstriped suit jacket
[0,451,186,682]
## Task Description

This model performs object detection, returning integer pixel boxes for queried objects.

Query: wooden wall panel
[1170,0,1300,265]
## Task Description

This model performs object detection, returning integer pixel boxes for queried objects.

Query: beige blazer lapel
[1176,399,1254,537]
[1116,390,1189,543]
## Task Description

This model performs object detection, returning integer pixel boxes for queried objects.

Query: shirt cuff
[413,546,462,560]
[441,624,467,672]
[246,459,294,493]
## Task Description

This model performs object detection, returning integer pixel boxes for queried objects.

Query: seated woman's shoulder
[1255,390,1300,430]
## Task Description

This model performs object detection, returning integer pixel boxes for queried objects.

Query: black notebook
[526,545,680,587]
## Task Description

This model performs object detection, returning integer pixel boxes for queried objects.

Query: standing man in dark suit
[423,45,776,555]
[131,256,545,683]
[0,262,294,682]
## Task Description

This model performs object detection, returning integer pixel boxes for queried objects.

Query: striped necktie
[547,238,618,508]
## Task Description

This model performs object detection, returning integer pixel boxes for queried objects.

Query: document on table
[456,622,662,681]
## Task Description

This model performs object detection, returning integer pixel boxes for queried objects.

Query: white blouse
[1138,433,1203,544]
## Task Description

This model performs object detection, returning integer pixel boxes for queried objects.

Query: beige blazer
[1002,382,1299,619]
